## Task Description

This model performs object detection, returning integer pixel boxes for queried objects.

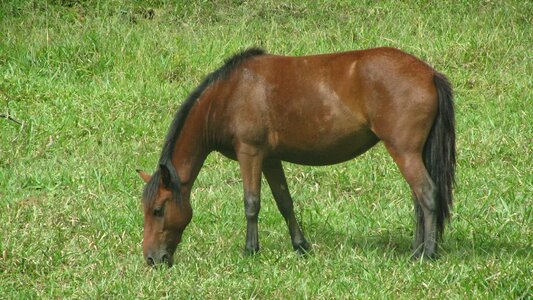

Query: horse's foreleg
[263,159,310,254]
[236,143,264,255]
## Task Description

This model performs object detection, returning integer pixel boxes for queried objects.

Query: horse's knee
[244,192,260,219]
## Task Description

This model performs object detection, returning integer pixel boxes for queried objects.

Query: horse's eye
[153,207,164,217]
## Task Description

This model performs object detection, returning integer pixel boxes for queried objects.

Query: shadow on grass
[444,235,532,259]
[308,225,531,260]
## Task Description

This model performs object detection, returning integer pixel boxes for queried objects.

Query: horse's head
[137,165,192,267]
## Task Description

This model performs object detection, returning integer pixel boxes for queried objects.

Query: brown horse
[137,47,456,267]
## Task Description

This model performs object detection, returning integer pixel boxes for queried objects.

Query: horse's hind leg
[413,198,425,256]
[370,83,439,258]
[384,147,438,259]
[263,159,310,254]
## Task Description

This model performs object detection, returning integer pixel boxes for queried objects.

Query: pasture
[0,0,531,298]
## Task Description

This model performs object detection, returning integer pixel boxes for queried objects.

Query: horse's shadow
[307,224,531,260]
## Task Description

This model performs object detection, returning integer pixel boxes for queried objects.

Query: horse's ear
[137,169,152,183]
[159,163,172,189]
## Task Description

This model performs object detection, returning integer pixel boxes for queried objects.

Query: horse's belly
[272,127,379,166]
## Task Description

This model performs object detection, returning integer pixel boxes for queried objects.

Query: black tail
[423,73,456,239]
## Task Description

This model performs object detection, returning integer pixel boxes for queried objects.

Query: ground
[0,1,531,298]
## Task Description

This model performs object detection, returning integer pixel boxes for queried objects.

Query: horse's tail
[423,73,456,239]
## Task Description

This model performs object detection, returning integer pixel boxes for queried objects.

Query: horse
[136,47,456,267]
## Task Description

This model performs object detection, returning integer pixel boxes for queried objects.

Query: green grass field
[1,0,531,298]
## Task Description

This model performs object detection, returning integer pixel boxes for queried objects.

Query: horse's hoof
[293,240,311,255]
[243,247,260,256]
[411,250,438,261]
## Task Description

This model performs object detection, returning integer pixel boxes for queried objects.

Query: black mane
[143,48,266,204]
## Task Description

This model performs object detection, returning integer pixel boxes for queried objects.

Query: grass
[1,0,531,298]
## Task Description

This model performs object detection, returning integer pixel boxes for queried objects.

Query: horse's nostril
[161,254,170,265]
[146,256,155,266]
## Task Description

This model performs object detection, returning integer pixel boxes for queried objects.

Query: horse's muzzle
[146,251,173,267]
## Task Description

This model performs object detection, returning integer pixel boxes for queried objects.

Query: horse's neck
[170,100,210,189]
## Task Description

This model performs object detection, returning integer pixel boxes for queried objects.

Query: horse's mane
[143,48,266,205]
